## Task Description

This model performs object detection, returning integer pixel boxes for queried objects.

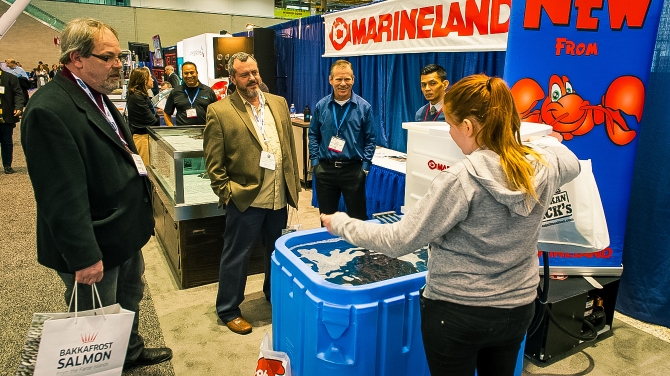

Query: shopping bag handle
[67,283,107,323]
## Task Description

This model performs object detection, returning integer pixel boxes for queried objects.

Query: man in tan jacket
[203,52,300,335]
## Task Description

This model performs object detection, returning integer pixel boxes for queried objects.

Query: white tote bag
[538,159,610,253]
[18,284,135,376]
[256,332,292,376]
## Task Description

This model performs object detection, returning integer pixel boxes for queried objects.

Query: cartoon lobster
[510,74,645,145]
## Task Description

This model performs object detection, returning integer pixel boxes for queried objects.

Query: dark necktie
[429,106,436,116]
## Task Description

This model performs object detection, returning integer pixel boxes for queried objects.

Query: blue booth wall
[267,7,670,329]
[268,15,505,152]
[617,1,670,329]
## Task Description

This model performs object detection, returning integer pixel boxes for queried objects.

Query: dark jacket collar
[51,74,137,158]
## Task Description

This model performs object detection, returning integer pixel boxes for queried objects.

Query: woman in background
[36,64,49,88]
[126,67,159,165]
[322,74,580,376]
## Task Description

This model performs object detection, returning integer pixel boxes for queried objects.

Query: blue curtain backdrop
[616,1,670,328]
[269,16,505,152]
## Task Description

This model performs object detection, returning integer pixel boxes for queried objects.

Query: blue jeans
[420,295,534,376]
[58,250,146,362]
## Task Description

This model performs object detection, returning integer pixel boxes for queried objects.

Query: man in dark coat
[164,64,180,89]
[21,18,172,370]
[0,69,25,174]
[3,58,30,106]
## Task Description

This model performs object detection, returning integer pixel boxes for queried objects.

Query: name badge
[0,86,5,94]
[186,108,197,118]
[131,154,148,176]
[259,151,276,170]
[328,136,345,153]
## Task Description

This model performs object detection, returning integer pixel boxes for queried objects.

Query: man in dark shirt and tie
[308,60,376,220]
[415,64,449,122]
[163,62,217,125]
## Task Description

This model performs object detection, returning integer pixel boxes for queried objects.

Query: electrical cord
[527,251,550,337]
[527,251,601,342]
[545,303,600,341]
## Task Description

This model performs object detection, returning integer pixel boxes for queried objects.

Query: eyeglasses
[89,53,123,64]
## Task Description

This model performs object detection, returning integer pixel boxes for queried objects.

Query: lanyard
[332,102,351,135]
[72,73,128,148]
[185,87,200,108]
[250,98,268,144]
[424,104,443,121]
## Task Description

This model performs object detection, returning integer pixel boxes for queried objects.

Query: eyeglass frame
[89,53,124,64]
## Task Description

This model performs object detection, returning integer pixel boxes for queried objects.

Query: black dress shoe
[4,167,15,174]
[125,347,173,369]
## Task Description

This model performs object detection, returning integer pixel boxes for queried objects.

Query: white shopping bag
[281,207,302,236]
[538,159,609,253]
[256,332,292,376]
[17,284,134,376]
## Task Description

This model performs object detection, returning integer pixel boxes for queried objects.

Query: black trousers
[314,161,368,220]
[0,123,15,168]
[420,295,534,376]
[216,201,287,322]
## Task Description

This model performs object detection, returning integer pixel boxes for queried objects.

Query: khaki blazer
[203,91,300,212]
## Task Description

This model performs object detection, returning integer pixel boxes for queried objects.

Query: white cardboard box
[402,121,552,212]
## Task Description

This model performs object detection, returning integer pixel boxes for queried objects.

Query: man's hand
[75,260,104,285]
[320,214,335,233]
[13,109,22,117]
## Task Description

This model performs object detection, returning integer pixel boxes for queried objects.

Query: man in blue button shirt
[415,64,449,122]
[308,60,375,220]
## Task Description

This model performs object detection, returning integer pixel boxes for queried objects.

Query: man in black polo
[163,62,217,125]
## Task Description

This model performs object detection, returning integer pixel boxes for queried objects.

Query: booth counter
[147,126,264,289]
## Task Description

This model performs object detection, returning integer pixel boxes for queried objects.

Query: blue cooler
[272,227,526,376]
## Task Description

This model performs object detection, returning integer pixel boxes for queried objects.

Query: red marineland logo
[329,17,351,51]
[428,159,449,171]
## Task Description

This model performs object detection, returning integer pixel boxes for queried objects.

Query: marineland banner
[323,0,511,57]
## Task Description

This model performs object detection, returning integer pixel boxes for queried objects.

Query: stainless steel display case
[148,126,223,221]
[147,126,264,289]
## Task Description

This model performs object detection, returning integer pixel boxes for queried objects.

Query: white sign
[180,33,218,85]
[323,0,510,57]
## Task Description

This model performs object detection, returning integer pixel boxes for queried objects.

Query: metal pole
[0,0,32,39]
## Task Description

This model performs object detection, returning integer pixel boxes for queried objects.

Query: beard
[100,70,121,94]
[237,79,261,99]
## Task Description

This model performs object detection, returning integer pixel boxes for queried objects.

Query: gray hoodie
[330,140,580,308]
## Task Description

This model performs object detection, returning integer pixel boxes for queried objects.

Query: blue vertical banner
[504,0,664,268]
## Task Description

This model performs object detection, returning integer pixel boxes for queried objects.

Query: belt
[320,159,362,168]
